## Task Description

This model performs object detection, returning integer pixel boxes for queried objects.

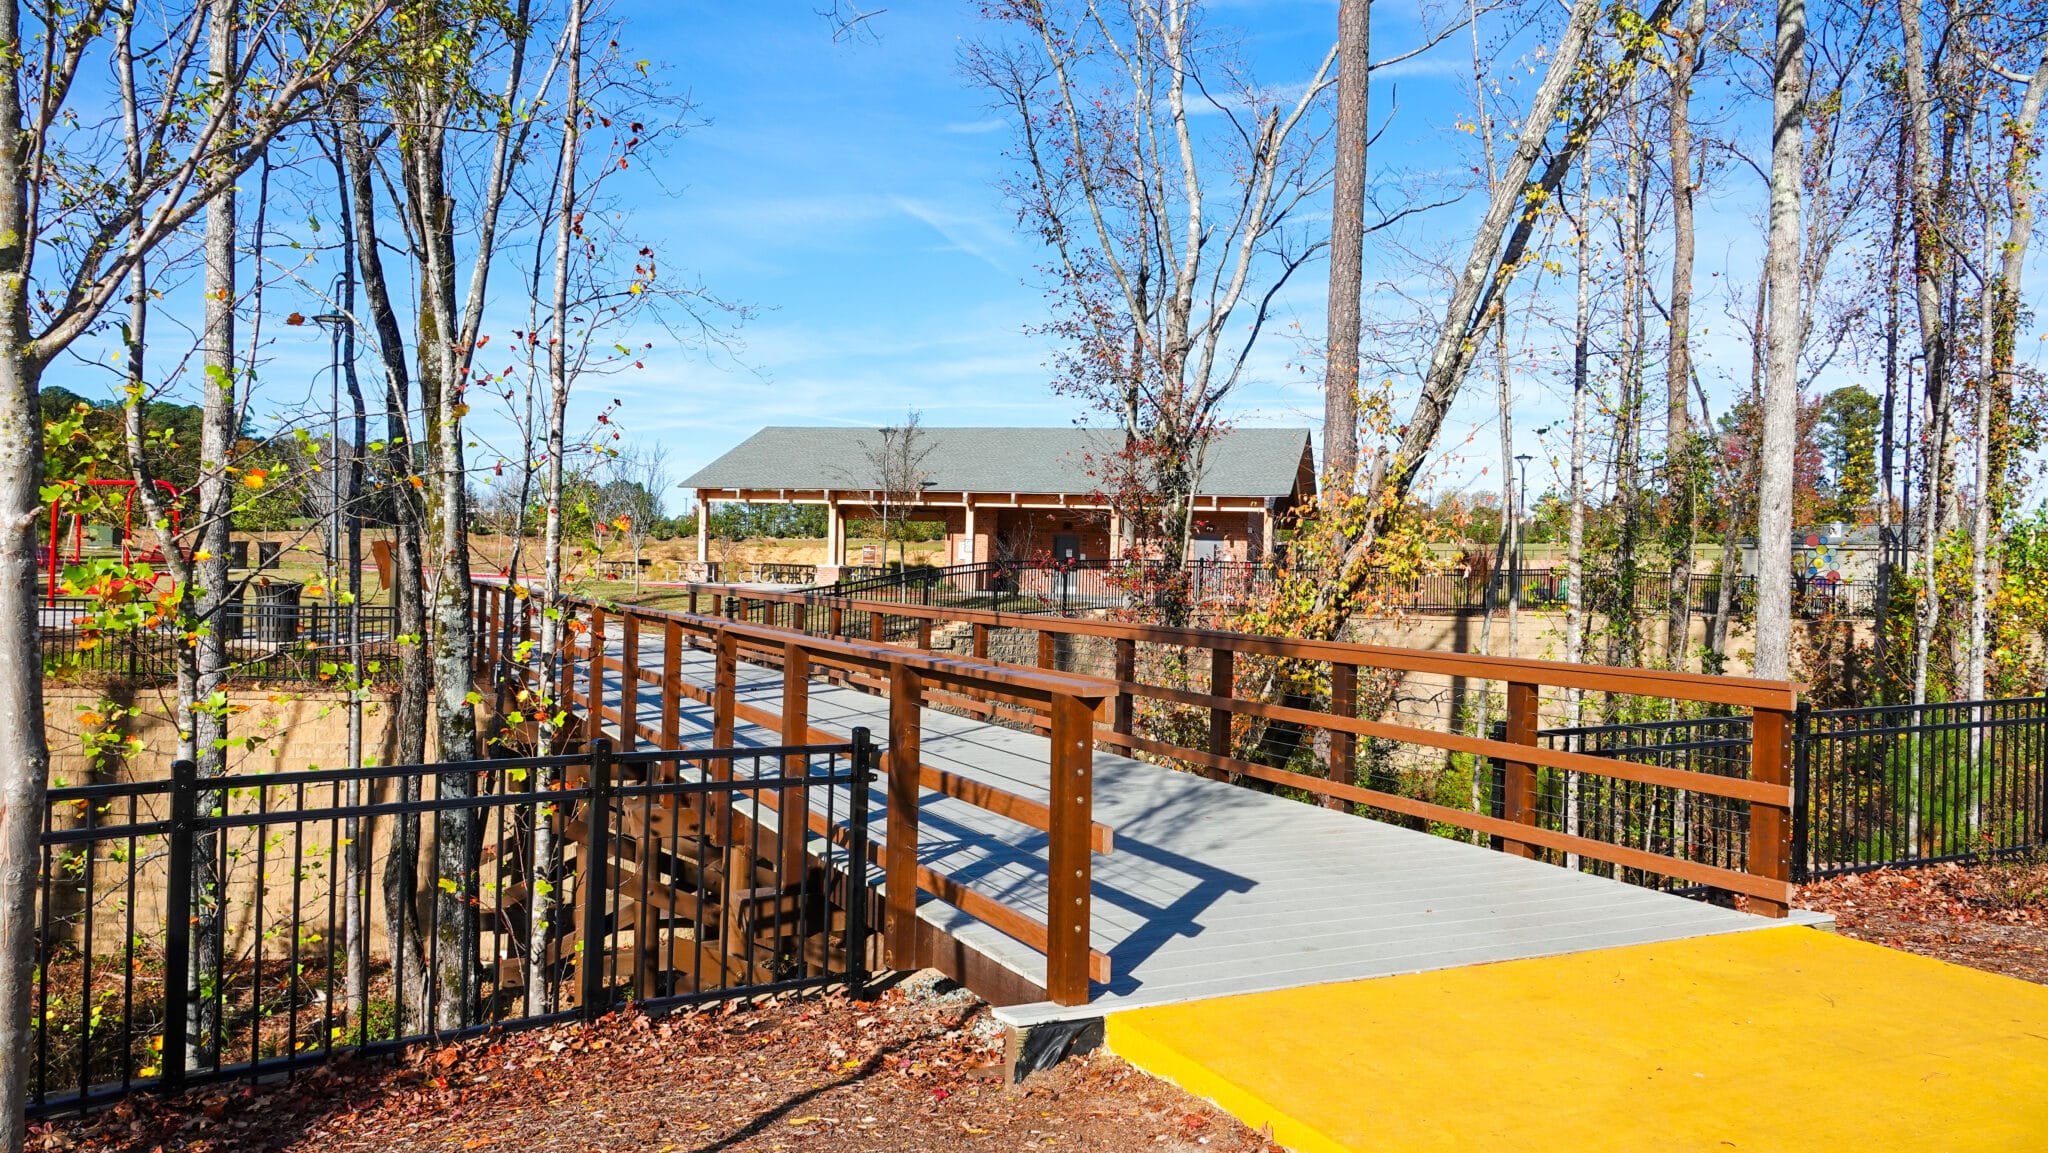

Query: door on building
[1052,533,1081,600]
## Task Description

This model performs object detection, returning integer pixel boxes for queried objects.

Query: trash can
[252,579,301,643]
[229,539,250,568]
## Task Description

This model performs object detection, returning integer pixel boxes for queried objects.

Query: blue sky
[59,0,2046,512]
[569,0,1503,489]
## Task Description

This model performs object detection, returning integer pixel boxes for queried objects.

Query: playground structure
[41,477,184,598]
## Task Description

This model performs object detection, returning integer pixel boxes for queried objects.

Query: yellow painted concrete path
[1106,927,2048,1152]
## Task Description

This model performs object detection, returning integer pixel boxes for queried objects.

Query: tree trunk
[186,0,241,1066]
[1320,0,1369,499]
[1664,0,1705,669]
[0,0,45,1115]
[339,82,432,1028]
[1755,0,1808,682]
[529,0,585,1016]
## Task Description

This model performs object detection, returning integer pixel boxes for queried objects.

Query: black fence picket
[29,731,878,1117]
[40,596,405,684]
[1534,695,2048,883]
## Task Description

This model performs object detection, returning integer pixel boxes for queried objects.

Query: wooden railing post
[618,611,640,751]
[884,664,924,970]
[712,629,737,748]
[1045,691,1096,1006]
[660,619,681,749]
[780,643,812,879]
[829,603,844,639]
[869,608,886,644]
[589,604,609,742]
[972,623,991,661]
[1327,662,1357,809]
[1749,706,1795,916]
[556,604,577,743]
[1501,681,1539,858]
[1037,630,1056,670]
[916,618,932,650]
[1208,647,1234,778]
[1112,637,1135,738]
[688,587,700,614]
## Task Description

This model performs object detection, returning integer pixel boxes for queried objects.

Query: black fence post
[581,738,614,1019]
[1487,720,1507,853]
[1791,702,1812,883]
[846,727,874,997]
[159,757,197,1094]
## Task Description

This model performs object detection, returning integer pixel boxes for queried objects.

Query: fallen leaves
[31,975,1284,1153]
[1799,858,2048,985]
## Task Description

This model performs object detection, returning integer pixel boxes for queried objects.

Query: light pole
[311,313,348,616]
[1514,452,1534,610]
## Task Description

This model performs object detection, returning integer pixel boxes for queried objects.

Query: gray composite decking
[585,625,1821,1027]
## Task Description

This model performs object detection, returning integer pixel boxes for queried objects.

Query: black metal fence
[1523,696,2048,883]
[40,596,404,683]
[29,733,875,1115]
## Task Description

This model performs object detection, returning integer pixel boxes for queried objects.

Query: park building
[679,425,1317,583]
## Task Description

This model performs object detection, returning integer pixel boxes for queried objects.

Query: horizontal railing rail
[31,735,873,1116]
[653,584,1801,914]
[473,582,1115,1006]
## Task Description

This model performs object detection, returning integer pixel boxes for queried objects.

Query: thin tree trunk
[1755,0,1809,682]
[0,0,46,1131]
[1320,0,1369,499]
[187,0,241,1067]
[1664,0,1705,669]
[529,0,584,1016]
[1564,155,1592,867]
[339,82,432,1028]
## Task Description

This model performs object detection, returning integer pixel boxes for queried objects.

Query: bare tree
[968,1,1336,605]
[863,411,934,569]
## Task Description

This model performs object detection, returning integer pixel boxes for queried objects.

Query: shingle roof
[681,426,1314,500]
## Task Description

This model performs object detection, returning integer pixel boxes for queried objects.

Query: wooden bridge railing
[470,583,1114,1006]
[682,582,1801,916]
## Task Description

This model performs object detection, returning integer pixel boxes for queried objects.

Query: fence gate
[30,731,877,1116]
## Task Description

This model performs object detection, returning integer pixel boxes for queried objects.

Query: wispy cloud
[889,196,1019,270]
[943,118,1009,135]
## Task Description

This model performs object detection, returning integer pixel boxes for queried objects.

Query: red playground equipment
[44,478,185,598]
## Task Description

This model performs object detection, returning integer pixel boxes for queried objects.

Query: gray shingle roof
[681,426,1313,500]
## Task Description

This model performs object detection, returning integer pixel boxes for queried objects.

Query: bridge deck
[592,629,1816,1026]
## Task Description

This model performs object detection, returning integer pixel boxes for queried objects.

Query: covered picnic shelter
[680,426,1315,581]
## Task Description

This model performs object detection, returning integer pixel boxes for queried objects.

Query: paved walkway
[1106,926,2048,1152]
[595,627,1816,1027]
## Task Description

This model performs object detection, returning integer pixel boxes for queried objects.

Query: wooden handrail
[687,583,1800,710]
[679,581,1801,915]
[480,583,1114,1004]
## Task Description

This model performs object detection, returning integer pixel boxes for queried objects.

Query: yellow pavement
[1105,927,2048,1152]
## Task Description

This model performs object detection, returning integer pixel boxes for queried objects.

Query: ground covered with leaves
[1797,858,2048,984]
[31,973,1276,1153]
